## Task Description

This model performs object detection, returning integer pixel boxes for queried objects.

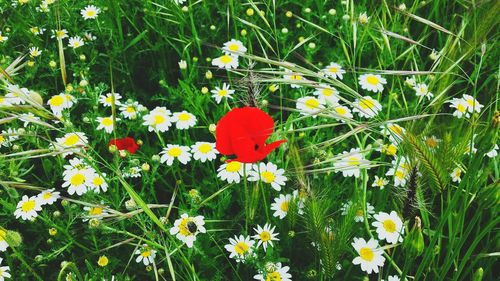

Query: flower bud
[141,162,150,172]
[209,124,216,133]
[404,216,424,257]
[246,8,254,16]
[328,9,336,16]
[205,70,213,79]
[49,228,57,236]
[285,11,293,18]
[472,268,484,281]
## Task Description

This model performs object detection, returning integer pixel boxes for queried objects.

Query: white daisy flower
[254,262,292,281]
[82,205,109,221]
[14,195,42,221]
[352,96,382,118]
[0,258,11,280]
[68,36,84,49]
[485,144,499,158]
[358,74,387,93]
[372,211,405,244]
[160,144,192,165]
[358,12,369,24]
[386,156,411,187]
[251,223,279,252]
[47,93,74,115]
[372,176,389,189]
[331,104,353,122]
[29,47,42,58]
[341,201,375,222]
[450,167,462,183]
[322,62,346,80]
[217,161,247,184]
[381,123,406,144]
[0,229,9,252]
[0,96,12,107]
[424,135,441,149]
[172,111,197,129]
[191,142,218,162]
[383,275,401,281]
[247,162,287,191]
[296,96,325,117]
[134,245,156,266]
[212,54,239,69]
[224,235,255,263]
[30,26,46,35]
[81,5,100,20]
[222,39,247,55]
[462,94,483,113]
[211,83,234,104]
[19,112,41,127]
[62,168,93,195]
[0,32,8,43]
[5,86,29,105]
[314,84,340,104]
[333,148,370,178]
[414,83,433,100]
[351,237,385,274]
[54,132,88,157]
[96,116,118,134]
[449,98,470,118]
[170,214,206,248]
[123,166,142,178]
[284,69,307,88]
[99,93,122,107]
[89,173,108,193]
[119,101,142,119]
[51,29,68,39]
[271,193,292,219]
[293,189,307,215]
[142,106,172,132]
[37,189,60,205]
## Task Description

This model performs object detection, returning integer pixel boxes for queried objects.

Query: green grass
[0,0,499,280]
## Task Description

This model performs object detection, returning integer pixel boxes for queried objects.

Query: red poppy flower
[216,107,286,163]
[109,137,139,154]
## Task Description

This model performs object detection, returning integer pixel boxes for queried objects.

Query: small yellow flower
[49,228,57,236]
[97,255,109,267]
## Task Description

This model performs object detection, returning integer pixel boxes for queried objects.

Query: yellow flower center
[43,192,52,200]
[389,125,403,136]
[220,55,233,64]
[259,231,271,242]
[305,98,319,109]
[234,241,249,255]
[70,173,85,186]
[178,113,191,121]
[457,103,466,113]
[21,199,36,212]
[64,134,79,146]
[360,247,374,261]
[290,74,302,81]
[347,156,361,166]
[93,176,104,186]
[322,88,334,96]
[454,169,461,177]
[383,219,396,233]
[425,138,438,148]
[0,229,6,241]
[228,43,239,51]
[335,107,347,115]
[466,99,474,106]
[225,161,241,172]
[356,209,364,217]
[56,30,65,38]
[178,218,194,236]
[89,207,103,216]
[101,118,113,126]
[141,250,151,257]
[395,170,405,180]
[261,171,276,183]
[126,106,135,113]
[280,200,289,212]
[86,10,96,17]
[359,98,375,109]
[329,67,338,73]
[266,271,282,281]
[366,75,379,85]
[198,143,211,153]
[98,256,109,267]
[49,95,64,107]
[0,135,5,143]
[168,147,182,157]
[153,114,165,125]
[218,89,228,97]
